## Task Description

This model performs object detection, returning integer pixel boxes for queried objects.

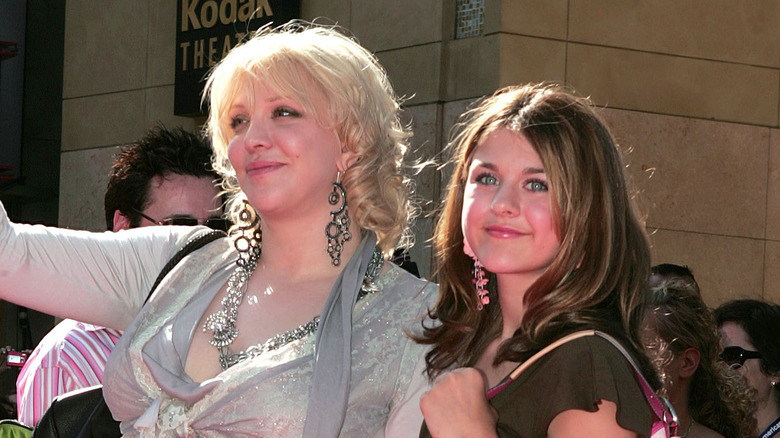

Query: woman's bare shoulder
[691,422,724,438]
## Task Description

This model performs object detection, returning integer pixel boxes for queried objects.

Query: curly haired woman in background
[644,264,755,438]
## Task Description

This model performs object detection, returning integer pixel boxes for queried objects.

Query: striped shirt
[16,319,121,427]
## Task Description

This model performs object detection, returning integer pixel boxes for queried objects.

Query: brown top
[420,336,653,438]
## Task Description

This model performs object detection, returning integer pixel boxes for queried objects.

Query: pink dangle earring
[463,238,489,310]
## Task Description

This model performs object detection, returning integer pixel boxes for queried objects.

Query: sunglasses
[719,346,761,369]
[133,209,230,232]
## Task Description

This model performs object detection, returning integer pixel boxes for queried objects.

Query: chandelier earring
[463,238,489,310]
[232,200,262,267]
[326,171,351,266]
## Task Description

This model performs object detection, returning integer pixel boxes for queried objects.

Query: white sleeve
[0,201,203,330]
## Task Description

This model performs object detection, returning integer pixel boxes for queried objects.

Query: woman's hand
[420,367,498,438]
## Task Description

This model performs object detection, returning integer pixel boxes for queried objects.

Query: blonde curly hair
[203,22,414,253]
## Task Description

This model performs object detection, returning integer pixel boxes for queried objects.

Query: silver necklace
[203,246,384,370]
[679,418,695,438]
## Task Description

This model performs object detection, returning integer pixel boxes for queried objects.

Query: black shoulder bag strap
[31,229,227,438]
[145,229,227,304]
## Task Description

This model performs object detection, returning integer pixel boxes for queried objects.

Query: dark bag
[31,385,116,438]
[31,230,226,438]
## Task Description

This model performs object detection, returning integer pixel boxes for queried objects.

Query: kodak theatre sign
[175,0,300,116]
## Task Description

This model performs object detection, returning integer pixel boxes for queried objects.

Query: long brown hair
[419,83,656,384]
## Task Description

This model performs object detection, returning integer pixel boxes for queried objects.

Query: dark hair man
[16,126,225,426]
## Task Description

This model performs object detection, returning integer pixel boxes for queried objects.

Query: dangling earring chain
[463,237,489,310]
[326,172,351,266]
[473,259,489,310]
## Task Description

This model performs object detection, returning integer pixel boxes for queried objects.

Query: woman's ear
[679,347,701,379]
[337,143,360,172]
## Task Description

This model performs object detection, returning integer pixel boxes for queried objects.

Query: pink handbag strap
[590,331,679,437]
[496,330,678,437]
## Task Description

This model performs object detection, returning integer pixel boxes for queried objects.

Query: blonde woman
[0,22,435,437]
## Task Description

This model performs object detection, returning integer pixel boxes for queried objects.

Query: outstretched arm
[0,201,197,329]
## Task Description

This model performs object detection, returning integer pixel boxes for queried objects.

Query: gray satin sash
[302,232,378,438]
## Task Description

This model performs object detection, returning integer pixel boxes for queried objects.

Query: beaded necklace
[203,246,384,370]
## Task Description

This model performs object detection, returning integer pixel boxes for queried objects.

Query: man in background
[16,125,226,426]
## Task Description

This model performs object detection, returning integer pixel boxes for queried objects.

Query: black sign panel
[175,0,301,116]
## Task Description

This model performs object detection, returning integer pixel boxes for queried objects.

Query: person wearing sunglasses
[716,300,780,438]
[132,209,229,232]
[106,127,226,233]
[15,125,224,427]
[643,264,755,438]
